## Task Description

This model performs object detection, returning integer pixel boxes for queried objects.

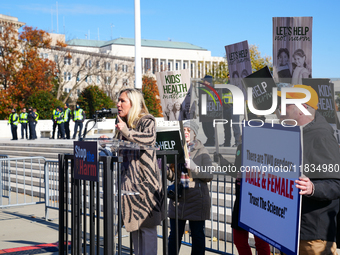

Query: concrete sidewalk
[0,200,228,255]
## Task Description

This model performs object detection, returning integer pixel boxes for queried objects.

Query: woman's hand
[115,115,126,131]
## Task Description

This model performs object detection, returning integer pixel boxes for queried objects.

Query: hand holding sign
[115,115,126,131]
[295,176,314,195]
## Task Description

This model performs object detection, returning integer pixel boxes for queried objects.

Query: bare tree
[48,45,134,104]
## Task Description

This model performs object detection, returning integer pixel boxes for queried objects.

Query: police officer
[27,106,37,140]
[57,107,65,139]
[72,104,86,140]
[63,103,72,139]
[33,108,39,123]
[8,108,19,140]
[19,108,28,139]
[50,107,59,139]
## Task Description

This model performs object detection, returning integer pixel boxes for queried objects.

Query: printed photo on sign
[273,17,313,85]
[156,69,191,121]
[225,40,253,98]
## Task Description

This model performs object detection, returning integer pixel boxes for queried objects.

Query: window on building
[122,64,128,72]
[105,76,111,85]
[115,63,118,71]
[144,58,150,73]
[0,26,4,35]
[105,62,111,71]
[40,53,48,59]
[77,89,80,96]
[54,55,58,62]
[88,60,92,68]
[183,62,186,69]
[76,74,80,82]
[168,62,171,71]
[64,57,71,65]
[64,72,71,81]
[76,58,80,66]
[96,75,100,84]
[152,59,158,74]
[85,75,92,83]
[191,63,193,78]
[96,61,100,69]
[176,62,178,70]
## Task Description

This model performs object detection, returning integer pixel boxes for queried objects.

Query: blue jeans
[168,218,205,255]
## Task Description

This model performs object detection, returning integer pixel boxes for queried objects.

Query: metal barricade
[58,154,123,255]
[0,155,9,198]
[0,156,45,208]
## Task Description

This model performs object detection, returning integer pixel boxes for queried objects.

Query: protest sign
[302,78,340,128]
[225,40,253,97]
[156,69,191,121]
[156,130,184,164]
[273,17,313,85]
[242,66,277,111]
[74,141,99,182]
[239,123,301,255]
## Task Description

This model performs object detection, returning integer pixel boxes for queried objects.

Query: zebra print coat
[116,114,164,232]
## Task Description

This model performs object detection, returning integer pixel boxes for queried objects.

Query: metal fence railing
[0,156,45,208]
[0,153,276,254]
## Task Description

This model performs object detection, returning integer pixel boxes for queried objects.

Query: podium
[58,138,177,255]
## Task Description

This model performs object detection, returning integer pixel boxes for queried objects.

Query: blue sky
[2,0,340,78]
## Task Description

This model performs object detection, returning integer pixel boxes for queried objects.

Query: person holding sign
[278,85,340,255]
[114,88,163,255]
[167,120,213,255]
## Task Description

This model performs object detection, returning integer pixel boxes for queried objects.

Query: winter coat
[300,111,340,241]
[116,114,164,232]
[167,140,213,221]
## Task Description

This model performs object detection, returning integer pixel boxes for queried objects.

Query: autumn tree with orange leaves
[142,75,163,117]
[0,24,57,119]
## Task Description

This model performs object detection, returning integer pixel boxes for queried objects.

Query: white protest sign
[156,69,191,121]
[239,123,302,255]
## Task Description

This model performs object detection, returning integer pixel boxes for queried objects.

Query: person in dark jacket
[50,107,58,139]
[63,103,72,139]
[8,108,19,140]
[278,85,340,254]
[167,120,213,255]
[27,107,37,140]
